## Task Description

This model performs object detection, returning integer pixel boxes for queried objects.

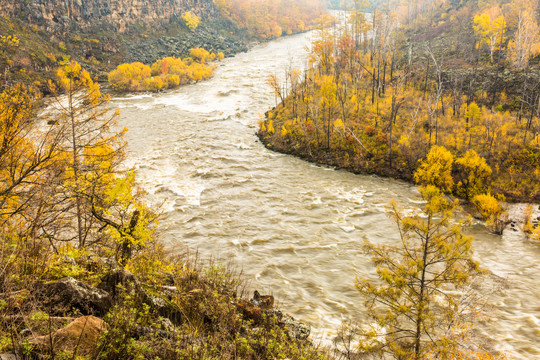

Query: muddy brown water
[111,31,540,359]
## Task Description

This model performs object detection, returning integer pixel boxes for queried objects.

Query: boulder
[282,315,311,340]
[98,269,183,325]
[31,316,105,357]
[250,290,274,309]
[0,353,17,360]
[35,277,111,316]
[98,268,140,301]
[236,299,263,324]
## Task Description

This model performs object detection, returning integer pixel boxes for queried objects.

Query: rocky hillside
[0,0,249,89]
[0,0,218,34]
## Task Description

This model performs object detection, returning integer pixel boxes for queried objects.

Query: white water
[112,31,540,359]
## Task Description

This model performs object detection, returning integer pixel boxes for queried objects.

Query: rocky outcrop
[34,277,112,316]
[124,28,248,63]
[31,316,106,357]
[251,290,274,309]
[0,0,218,34]
[98,268,184,325]
[237,291,311,340]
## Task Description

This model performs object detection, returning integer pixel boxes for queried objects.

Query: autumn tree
[413,145,454,193]
[110,53,217,92]
[182,12,201,30]
[51,60,157,264]
[507,9,540,68]
[190,48,215,63]
[213,0,326,40]
[52,60,126,248]
[472,193,508,235]
[356,186,481,359]
[108,62,151,91]
[0,84,62,281]
[454,150,492,200]
[473,7,506,62]
[0,85,57,223]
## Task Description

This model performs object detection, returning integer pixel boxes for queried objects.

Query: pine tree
[356,186,481,359]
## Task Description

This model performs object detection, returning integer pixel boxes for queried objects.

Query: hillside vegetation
[259,0,540,203]
[0,0,328,92]
[0,60,331,359]
[214,0,328,39]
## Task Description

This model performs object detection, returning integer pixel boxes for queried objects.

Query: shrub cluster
[108,49,224,92]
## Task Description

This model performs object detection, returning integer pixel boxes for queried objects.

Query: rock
[239,293,310,339]
[98,269,183,325]
[236,299,263,324]
[0,353,17,360]
[143,287,184,325]
[35,277,111,316]
[0,0,220,34]
[98,268,140,301]
[136,326,169,339]
[31,316,105,357]
[251,290,274,309]
[282,315,311,340]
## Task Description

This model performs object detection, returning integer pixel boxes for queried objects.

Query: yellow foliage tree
[507,10,540,68]
[0,84,59,255]
[141,76,164,91]
[472,193,508,234]
[414,145,454,193]
[455,150,492,200]
[190,48,215,64]
[357,186,481,359]
[109,52,216,92]
[108,62,151,91]
[473,9,506,62]
[54,60,157,262]
[53,60,126,248]
[182,12,201,30]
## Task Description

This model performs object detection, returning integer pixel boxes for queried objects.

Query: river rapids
[111,31,540,359]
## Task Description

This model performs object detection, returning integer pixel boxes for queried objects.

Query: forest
[259,0,540,206]
[214,0,328,39]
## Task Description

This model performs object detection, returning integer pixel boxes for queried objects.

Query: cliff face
[0,0,218,33]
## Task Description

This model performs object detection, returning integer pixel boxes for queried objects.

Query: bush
[110,52,216,92]
[189,48,215,63]
[164,74,180,88]
[108,62,151,91]
[141,76,164,91]
[455,150,492,200]
[472,193,508,234]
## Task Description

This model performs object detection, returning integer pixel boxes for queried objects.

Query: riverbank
[0,241,330,359]
[258,92,540,204]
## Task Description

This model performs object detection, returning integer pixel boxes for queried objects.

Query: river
[111,31,540,359]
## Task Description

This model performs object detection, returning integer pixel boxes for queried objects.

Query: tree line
[214,0,328,39]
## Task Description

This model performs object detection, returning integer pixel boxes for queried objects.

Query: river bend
[111,31,540,359]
